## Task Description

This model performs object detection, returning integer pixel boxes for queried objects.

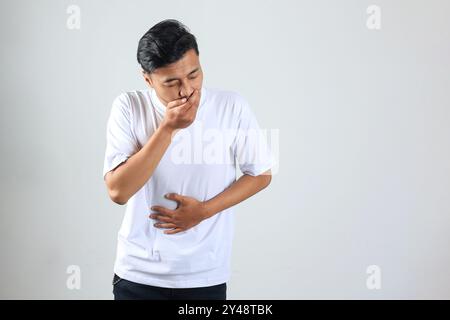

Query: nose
[180,89,193,100]
[179,83,194,98]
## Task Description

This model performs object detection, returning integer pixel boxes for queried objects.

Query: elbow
[266,174,272,186]
[259,169,272,189]
[105,171,128,205]
[263,174,272,188]
[108,188,128,205]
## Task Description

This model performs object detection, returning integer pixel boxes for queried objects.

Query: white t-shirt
[102,86,274,288]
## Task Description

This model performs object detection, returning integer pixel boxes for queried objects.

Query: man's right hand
[161,88,201,132]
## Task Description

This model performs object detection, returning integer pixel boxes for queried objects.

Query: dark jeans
[112,274,227,300]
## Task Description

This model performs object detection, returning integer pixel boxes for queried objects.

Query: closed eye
[165,75,198,87]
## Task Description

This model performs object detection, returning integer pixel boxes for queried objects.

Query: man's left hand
[149,193,210,235]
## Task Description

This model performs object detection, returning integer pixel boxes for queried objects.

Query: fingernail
[182,98,187,102]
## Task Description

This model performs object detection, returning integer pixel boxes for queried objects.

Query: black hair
[137,19,199,74]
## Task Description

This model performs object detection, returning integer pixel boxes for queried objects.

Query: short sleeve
[232,96,275,176]
[102,93,139,179]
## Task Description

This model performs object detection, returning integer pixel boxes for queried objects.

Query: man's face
[143,48,203,107]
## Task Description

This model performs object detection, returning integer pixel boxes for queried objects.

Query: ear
[142,70,153,88]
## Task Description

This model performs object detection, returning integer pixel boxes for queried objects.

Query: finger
[168,89,199,115]
[168,97,188,109]
[183,89,200,112]
[178,89,198,112]
[167,95,195,112]
[149,214,172,223]
[168,89,197,110]
[154,222,177,229]
[164,193,184,205]
[150,205,175,216]
[186,89,196,101]
[164,228,184,235]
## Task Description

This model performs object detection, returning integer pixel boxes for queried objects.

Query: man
[103,19,274,300]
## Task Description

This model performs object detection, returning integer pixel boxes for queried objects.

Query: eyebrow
[163,67,200,83]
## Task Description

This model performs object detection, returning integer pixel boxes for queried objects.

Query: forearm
[106,125,175,204]
[203,170,272,219]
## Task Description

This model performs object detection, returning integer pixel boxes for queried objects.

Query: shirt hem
[113,267,230,289]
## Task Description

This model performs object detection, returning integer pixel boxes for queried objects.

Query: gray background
[1,0,449,299]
